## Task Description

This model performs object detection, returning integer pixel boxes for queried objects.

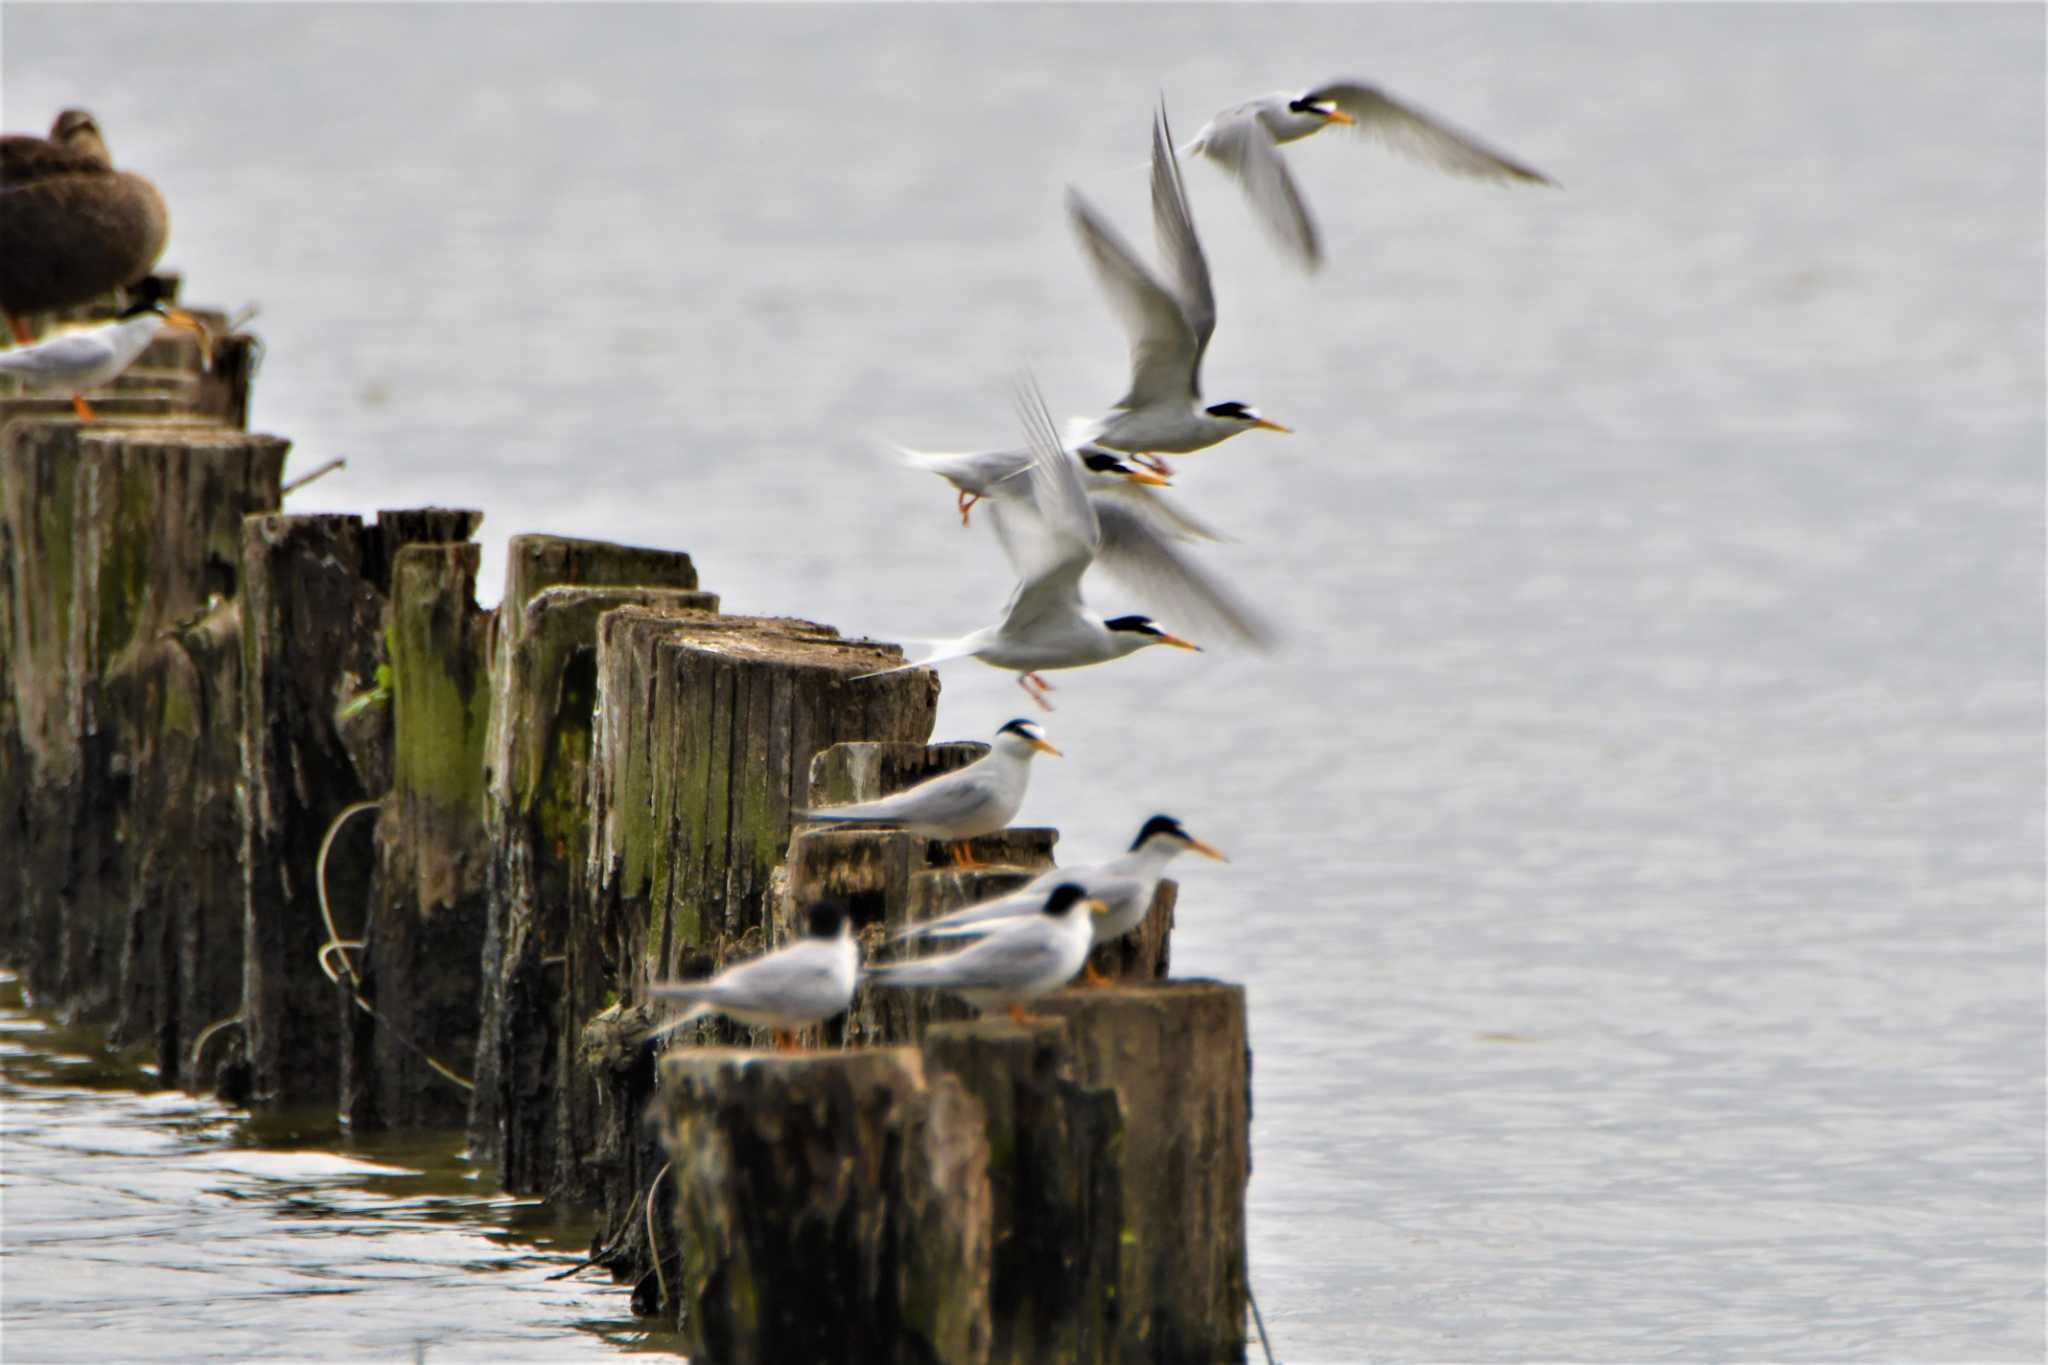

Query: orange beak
[1120,467,1173,488]
[1324,109,1357,126]
[1186,838,1228,863]
[1031,738,1063,757]
[1158,633,1202,652]
[1252,418,1292,434]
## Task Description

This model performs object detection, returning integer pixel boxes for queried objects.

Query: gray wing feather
[1148,104,1217,349]
[1066,187,1201,411]
[1195,110,1322,270]
[891,883,1044,942]
[801,766,992,827]
[1093,498,1277,648]
[705,951,845,1013]
[871,928,1067,990]
[0,330,115,385]
[1307,81,1553,184]
[990,377,1100,638]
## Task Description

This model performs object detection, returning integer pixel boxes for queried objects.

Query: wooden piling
[342,543,494,1128]
[470,529,714,1187]
[922,1021,1124,1364]
[652,983,1252,1363]
[563,606,937,1271]
[236,508,480,1107]
[657,1048,995,1364]
[0,421,285,1021]
[102,599,248,1086]
[1036,981,1252,1362]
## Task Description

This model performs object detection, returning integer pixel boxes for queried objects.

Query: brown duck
[1,109,169,343]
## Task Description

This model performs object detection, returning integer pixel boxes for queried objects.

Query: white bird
[893,440,1171,528]
[1068,103,1290,473]
[0,278,204,421]
[892,814,1227,983]
[644,901,859,1051]
[898,434,1272,648]
[1183,79,1554,271]
[862,378,1206,708]
[866,882,1106,1024]
[794,717,1060,865]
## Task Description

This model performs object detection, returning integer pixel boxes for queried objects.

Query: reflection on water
[0,970,676,1362]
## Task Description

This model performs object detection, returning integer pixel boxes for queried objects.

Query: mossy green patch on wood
[389,545,490,816]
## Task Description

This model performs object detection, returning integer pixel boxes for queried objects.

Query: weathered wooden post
[1,421,88,989]
[342,542,493,1128]
[1036,981,1252,1362]
[656,1048,995,1364]
[103,599,249,1085]
[647,984,1252,1362]
[470,530,714,1187]
[0,420,284,1022]
[237,507,479,1107]
[922,1021,1124,1364]
[564,606,937,1275]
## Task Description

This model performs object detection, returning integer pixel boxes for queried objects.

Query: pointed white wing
[1192,106,1322,269]
[701,943,850,1017]
[1067,185,1202,412]
[991,376,1099,637]
[1148,104,1217,354]
[871,918,1071,991]
[798,762,995,828]
[1306,80,1554,184]
[1092,496,1276,648]
[0,327,119,387]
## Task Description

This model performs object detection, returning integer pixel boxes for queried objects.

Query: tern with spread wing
[898,430,1273,648]
[795,718,1059,864]
[866,882,1106,1024]
[0,277,204,420]
[861,379,1206,708]
[894,441,1170,528]
[1069,103,1289,474]
[892,814,1227,984]
[1183,79,1553,271]
[644,901,859,1051]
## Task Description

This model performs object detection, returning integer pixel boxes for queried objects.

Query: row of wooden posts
[0,300,1252,1362]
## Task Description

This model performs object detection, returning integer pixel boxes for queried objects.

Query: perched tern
[1068,103,1289,475]
[0,278,204,420]
[645,900,859,1052]
[794,718,1059,865]
[862,379,1205,708]
[866,882,1107,1024]
[1183,79,1554,271]
[893,814,1226,984]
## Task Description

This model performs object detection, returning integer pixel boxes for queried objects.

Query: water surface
[4,4,2042,1359]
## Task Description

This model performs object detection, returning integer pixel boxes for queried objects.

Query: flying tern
[1183,79,1553,271]
[866,882,1106,1024]
[898,432,1272,648]
[795,717,1059,865]
[1068,103,1289,475]
[645,901,859,1051]
[892,814,1226,983]
[862,378,1205,707]
[894,441,1170,528]
[0,277,204,420]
